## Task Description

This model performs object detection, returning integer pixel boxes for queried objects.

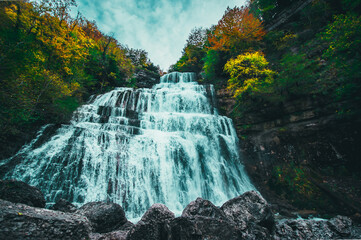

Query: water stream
[2,72,255,219]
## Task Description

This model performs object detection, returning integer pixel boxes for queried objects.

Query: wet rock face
[50,198,77,213]
[127,203,175,240]
[0,179,46,208]
[77,202,127,233]
[181,197,228,221]
[221,190,275,231]
[0,199,92,240]
[273,216,354,240]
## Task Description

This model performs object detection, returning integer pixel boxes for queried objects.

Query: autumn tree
[207,6,266,57]
[0,0,156,156]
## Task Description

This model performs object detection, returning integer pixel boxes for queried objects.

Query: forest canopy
[0,0,160,151]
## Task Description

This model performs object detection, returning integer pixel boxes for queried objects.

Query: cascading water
[1,72,255,220]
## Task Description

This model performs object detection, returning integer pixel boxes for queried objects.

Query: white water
[2,72,255,219]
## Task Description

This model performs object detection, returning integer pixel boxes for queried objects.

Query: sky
[74,0,247,71]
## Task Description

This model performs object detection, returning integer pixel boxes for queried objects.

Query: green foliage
[272,163,316,199]
[224,51,276,100]
[320,14,361,105]
[275,53,318,99]
[202,50,222,81]
[169,27,206,73]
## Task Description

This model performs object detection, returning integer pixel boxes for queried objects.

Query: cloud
[75,0,247,71]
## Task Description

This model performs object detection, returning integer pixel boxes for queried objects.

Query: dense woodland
[0,0,160,156]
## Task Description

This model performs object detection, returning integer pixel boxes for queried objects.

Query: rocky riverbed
[1,179,360,239]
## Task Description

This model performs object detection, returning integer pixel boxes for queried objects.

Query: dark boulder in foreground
[0,179,46,208]
[0,180,359,240]
[181,197,228,221]
[175,192,272,240]
[77,201,128,233]
[221,190,275,231]
[50,198,77,213]
[0,199,91,239]
[127,203,175,240]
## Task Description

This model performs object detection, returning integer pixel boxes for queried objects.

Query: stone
[327,215,353,237]
[166,216,241,240]
[50,198,77,213]
[0,179,46,208]
[90,230,128,240]
[221,191,275,231]
[272,216,356,240]
[0,199,91,240]
[127,203,175,240]
[77,202,127,233]
[181,197,229,221]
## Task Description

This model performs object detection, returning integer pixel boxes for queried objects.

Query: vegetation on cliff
[171,0,361,117]
[0,0,160,157]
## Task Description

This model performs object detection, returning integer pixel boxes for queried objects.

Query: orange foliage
[208,7,265,53]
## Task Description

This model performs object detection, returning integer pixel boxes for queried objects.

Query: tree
[224,51,276,100]
[185,27,207,49]
[170,27,207,73]
[208,6,266,57]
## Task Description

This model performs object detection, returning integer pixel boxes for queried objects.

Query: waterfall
[1,72,255,220]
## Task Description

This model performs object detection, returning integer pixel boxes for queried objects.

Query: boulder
[272,216,354,240]
[50,198,77,213]
[0,199,91,239]
[0,179,45,208]
[90,230,128,240]
[127,203,175,240]
[166,216,241,240]
[77,202,127,233]
[221,191,274,231]
[181,197,228,221]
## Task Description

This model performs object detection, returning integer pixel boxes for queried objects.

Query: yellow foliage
[225,51,276,99]
[4,4,17,23]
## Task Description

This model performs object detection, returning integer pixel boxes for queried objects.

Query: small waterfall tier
[1,72,255,219]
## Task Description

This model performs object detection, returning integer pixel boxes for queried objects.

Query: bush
[224,51,276,100]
